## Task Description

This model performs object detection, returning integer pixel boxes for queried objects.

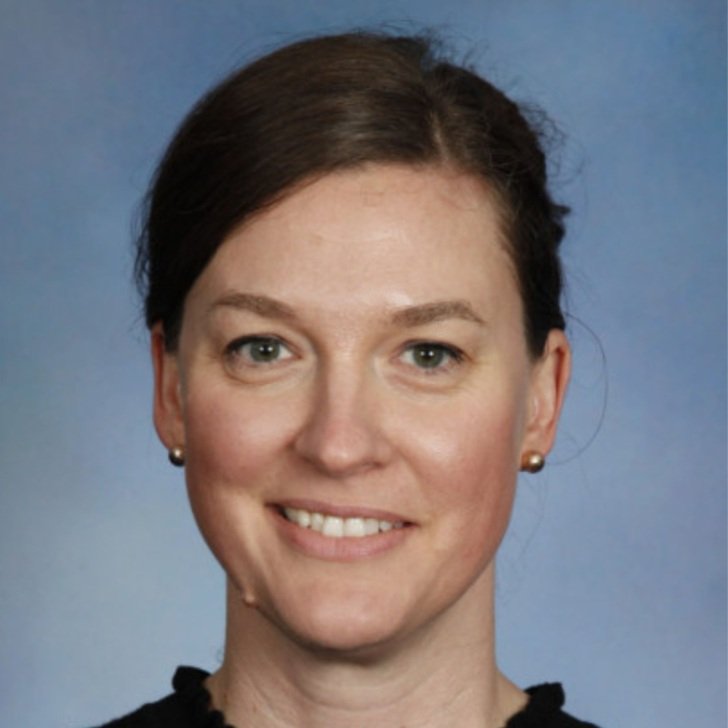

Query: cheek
[411,385,524,489]
[183,384,297,484]
[404,388,525,556]
[179,386,301,575]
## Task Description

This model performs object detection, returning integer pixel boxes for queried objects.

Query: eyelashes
[224,336,294,366]
[399,341,465,373]
[223,335,467,378]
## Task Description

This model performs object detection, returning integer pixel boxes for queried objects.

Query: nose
[292,364,392,478]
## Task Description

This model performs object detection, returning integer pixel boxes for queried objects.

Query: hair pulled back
[136,31,568,356]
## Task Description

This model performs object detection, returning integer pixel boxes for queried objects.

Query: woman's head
[146,31,572,652]
[136,31,568,357]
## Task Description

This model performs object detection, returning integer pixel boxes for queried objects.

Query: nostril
[294,421,371,472]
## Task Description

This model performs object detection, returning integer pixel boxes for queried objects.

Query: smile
[282,507,405,539]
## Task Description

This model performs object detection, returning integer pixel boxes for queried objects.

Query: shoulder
[92,667,229,728]
[505,683,601,728]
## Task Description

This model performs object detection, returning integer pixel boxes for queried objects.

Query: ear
[151,323,185,451]
[521,329,571,459]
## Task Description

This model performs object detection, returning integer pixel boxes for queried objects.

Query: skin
[152,164,571,727]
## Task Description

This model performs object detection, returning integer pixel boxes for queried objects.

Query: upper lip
[272,498,413,524]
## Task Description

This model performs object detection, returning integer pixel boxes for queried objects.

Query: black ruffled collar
[172,667,233,728]
[504,683,567,726]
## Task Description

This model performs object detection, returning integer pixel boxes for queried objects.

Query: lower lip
[270,507,413,561]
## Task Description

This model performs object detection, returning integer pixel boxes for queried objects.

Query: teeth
[364,518,379,536]
[343,518,365,537]
[282,507,402,539]
[322,516,343,537]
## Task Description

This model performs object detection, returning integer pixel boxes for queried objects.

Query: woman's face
[154,164,569,652]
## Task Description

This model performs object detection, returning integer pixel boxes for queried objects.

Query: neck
[206,566,526,728]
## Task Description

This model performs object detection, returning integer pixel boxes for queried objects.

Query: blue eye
[227,336,292,364]
[402,342,463,371]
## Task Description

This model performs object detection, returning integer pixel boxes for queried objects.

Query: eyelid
[398,340,466,374]
[224,334,295,364]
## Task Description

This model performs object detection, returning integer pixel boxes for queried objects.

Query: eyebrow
[209,292,484,327]
[209,292,296,320]
[389,300,485,327]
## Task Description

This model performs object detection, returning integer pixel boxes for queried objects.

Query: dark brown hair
[136,31,568,356]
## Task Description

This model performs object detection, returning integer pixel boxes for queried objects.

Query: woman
[101,31,598,728]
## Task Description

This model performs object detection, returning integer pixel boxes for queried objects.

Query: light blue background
[1,2,724,726]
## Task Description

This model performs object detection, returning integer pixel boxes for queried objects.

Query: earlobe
[521,329,571,461]
[151,324,185,452]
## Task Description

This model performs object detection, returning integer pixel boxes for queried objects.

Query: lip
[268,502,415,561]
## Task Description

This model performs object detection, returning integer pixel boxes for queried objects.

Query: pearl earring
[520,451,545,473]
[168,446,185,467]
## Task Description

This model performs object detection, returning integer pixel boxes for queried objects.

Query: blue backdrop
[0,2,725,726]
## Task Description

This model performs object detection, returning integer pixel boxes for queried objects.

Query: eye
[400,342,464,372]
[225,336,293,365]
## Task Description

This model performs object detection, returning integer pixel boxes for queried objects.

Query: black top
[97,666,600,727]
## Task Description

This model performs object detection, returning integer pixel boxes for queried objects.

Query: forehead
[254,164,507,250]
[188,164,520,319]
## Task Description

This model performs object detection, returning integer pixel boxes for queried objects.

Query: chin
[268,581,416,656]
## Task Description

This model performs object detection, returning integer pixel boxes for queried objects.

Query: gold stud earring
[168,446,185,467]
[521,451,545,473]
